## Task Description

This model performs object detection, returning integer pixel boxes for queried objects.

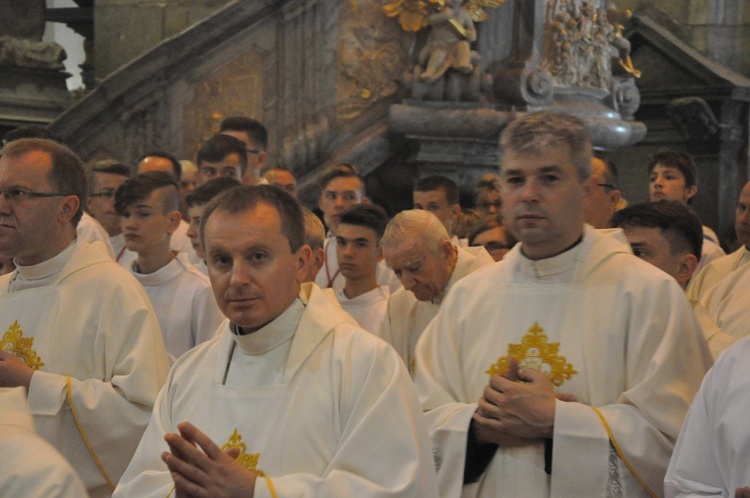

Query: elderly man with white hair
[380,209,493,372]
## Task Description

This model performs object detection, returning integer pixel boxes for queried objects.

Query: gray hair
[380,209,450,253]
[302,207,325,251]
[499,112,592,180]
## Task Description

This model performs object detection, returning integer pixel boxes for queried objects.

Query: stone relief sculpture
[337,0,412,120]
[0,0,65,70]
[542,0,639,90]
[383,0,506,101]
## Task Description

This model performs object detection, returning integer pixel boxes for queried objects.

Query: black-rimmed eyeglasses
[0,188,72,202]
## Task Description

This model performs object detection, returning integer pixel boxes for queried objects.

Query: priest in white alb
[114,185,438,497]
[414,112,711,497]
[380,209,493,371]
[0,138,170,497]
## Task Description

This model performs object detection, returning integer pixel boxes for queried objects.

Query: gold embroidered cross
[221,428,266,476]
[486,322,577,386]
[0,320,44,370]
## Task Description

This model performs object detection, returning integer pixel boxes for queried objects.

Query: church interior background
[1,0,748,243]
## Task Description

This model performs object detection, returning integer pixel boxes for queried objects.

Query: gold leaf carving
[0,320,44,370]
[221,428,266,476]
[486,323,577,386]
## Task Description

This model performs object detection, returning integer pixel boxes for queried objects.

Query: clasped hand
[162,422,257,498]
[473,357,566,446]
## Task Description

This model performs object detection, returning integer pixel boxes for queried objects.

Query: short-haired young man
[116,171,225,362]
[185,176,241,275]
[611,200,735,359]
[135,151,195,264]
[414,112,711,497]
[219,116,267,185]
[647,150,724,271]
[314,164,400,292]
[196,134,248,185]
[334,204,391,335]
[87,160,131,260]
[413,175,465,246]
[114,185,439,497]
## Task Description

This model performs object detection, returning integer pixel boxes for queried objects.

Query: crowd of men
[0,111,749,497]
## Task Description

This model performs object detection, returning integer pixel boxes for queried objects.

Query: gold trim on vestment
[0,320,44,369]
[486,322,577,386]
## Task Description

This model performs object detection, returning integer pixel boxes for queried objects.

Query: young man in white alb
[334,203,391,335]
[116,171,224,362]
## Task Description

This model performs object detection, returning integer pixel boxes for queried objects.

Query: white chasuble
[115,283,439,497]
[0,239,170,497]
[415,227,712,498]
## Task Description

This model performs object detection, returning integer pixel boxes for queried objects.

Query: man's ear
[608,189,622,211]
[294,244,314,283]
[450,204,461,220]
[441,239,454,259]
[685,185,698,203]
[676,253,699,289]
[257,151,268,169]
[60,195,80,225]
[166,211,182,234]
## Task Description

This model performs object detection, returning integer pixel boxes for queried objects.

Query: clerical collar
[517,234,584,282]
[13,239,77,285]
[231,297,306,355]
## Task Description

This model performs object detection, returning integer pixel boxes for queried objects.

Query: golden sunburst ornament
[486,322,577,386]
[0,320,44,370]
[221,428,266,476]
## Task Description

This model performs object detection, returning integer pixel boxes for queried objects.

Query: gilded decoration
[486,323,577,386]
[221,428,266,476]
[542,0,640,90]
[336,0,412,120]
[183,51,264,159]
[381,0,506,88]
[0,320,44,370]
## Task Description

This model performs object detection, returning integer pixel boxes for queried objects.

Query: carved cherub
[417,0,477,83]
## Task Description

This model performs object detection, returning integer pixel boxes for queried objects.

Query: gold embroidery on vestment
[0,320,44,369]
[485,322,577,386]
[221,428,266,476]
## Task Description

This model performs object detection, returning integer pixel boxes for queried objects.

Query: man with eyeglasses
[3,128,115,260]
[0,138,169,497]
[582,156,622,229]
[87,160,131,261]
[219,116,268,185]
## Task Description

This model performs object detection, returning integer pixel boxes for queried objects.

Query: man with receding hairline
[414,112,711,497]
[381,209,493,371]
[0,138,169,497]
[583,156,621,229]
[115,185,438,497]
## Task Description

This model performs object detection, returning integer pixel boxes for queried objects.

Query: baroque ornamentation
[337,0,411,120]
[221,428,266,476]
[0,320,44,370]
[383,0,506,94]
[541,0,640,90]
[486,323,577,387]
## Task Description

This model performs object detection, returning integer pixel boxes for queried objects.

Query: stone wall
[94,0,232,80]
[618,0,750,78]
